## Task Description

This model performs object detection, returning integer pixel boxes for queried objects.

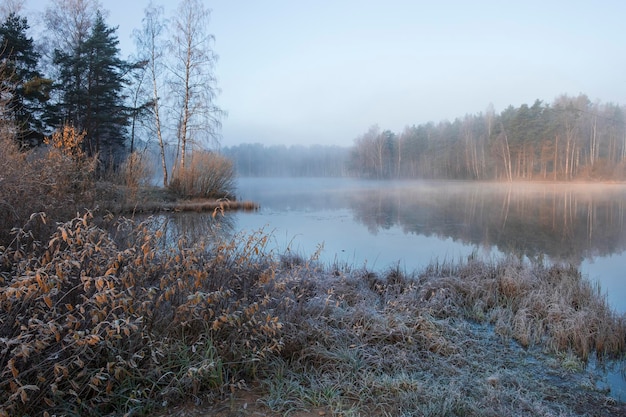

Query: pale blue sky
[25,0,626,146]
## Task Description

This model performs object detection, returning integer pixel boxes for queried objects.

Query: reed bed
[1,212,625,416]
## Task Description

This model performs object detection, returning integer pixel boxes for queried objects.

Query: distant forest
[222,144,350,177]
[224,93,626,181]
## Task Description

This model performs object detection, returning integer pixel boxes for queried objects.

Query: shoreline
[97,183,260,214]
[117,198,259,214]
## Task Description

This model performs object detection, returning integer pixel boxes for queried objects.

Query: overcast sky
[25,0,626,147]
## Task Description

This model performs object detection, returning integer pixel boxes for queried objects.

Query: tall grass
[169,151,235,199]
[417,259,626,359]
[115,151,155,190]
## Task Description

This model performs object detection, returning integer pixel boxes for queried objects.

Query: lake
[229,177,626,314]
[159,177,626,400]
[233,177,626,401]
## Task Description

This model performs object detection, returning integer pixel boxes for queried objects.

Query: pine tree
[0,13,52,147]
[52,10,130,165]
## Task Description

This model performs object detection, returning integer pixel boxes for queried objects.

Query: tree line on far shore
[351,94,626,181]
[226,94,626,181]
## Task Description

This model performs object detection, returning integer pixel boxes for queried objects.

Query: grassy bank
[112,185,259,215]
[1,213,625,416]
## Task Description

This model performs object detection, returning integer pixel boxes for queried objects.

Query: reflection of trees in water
[117,212,236,250]
[349,183,626,264]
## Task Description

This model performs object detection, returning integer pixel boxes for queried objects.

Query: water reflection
[127,212,236,250]
[233,178,626,267]
[347,182,626,265]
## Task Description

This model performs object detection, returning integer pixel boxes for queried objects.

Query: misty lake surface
[228,177,626,314]
[163,177,626,400]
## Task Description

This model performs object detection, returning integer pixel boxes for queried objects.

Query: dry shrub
[0,212,285,416]
[0,125,97,245]
[169,150,235,199]
[42,125,97,205]
[116,151,154,189]
[107,151,156,207]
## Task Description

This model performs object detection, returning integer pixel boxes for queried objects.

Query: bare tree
[351,125,387,178]
[496,122,513,182]
[0,0,25,20]
[42,0,103,54]
[134,2,169,186]
[169,0,223,171]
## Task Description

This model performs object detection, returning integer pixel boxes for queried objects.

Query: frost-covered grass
[1,212,625,416]
[256,259,626,416]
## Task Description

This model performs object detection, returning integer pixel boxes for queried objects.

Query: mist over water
[231,177,626,312]
[153,177,626,401]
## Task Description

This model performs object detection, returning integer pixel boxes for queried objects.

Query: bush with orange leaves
[42,125,98,206]
[169,150,235,200]
[0,125,97,246]
[0,211,286,416]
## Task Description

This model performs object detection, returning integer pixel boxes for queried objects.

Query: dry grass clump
[169,151,235,200]
[416,259,626,359]
[116,151,155,190]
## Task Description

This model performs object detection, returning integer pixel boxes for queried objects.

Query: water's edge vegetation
[1,212,625,416]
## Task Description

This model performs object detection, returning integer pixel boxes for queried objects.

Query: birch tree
[134,2,169,185]
[169,0,223,171]
[42,0,103,55]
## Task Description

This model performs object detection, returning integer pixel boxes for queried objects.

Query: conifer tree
[52,10,130,165]
[0,13,52,147]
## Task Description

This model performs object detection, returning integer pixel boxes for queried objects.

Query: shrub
[0,125,97,246]
[0,212,284,416]
[116,151,155,189]
[42,125,98,205]
[169,150,235,199]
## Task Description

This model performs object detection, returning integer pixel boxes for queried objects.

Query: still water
[231,177,626,314]
[162,177,626,400]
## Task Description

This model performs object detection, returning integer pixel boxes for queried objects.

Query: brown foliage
[0,125,97,246]
[169,151,235,199]
[116,151,155,190]
[0,212,284,415]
